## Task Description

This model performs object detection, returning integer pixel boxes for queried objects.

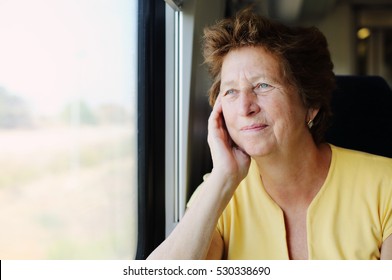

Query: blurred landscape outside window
[0,0,137,259]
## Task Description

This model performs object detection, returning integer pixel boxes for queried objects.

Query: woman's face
[220,46,311,158]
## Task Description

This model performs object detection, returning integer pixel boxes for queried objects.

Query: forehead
[220,46,284,85]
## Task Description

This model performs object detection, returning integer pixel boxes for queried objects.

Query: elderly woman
[148,8,392,260]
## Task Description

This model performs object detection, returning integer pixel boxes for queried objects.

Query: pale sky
[0,0,137,116]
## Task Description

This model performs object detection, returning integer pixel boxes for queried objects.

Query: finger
[208,98,223,131]
[214,93,222,106]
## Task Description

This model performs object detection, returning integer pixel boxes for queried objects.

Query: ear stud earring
[307,119,314,129]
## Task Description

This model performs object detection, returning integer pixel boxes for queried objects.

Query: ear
[306,108,320,129]
[307,107,319,122]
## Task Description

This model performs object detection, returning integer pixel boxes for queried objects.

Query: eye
[224,89,236,96]
[254,83,274,94]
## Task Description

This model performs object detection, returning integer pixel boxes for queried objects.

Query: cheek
[272,104,306,135]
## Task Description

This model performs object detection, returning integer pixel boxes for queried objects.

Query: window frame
[136,0,166,259]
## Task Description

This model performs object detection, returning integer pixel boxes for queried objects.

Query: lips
[240,123,268,132]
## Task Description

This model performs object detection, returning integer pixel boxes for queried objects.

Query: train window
[0,0,137,259]
[355,6,392,86]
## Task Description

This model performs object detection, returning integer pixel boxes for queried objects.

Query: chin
[236,135,275,157]
[242,144,272,158]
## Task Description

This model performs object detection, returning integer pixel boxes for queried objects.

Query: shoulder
[331,144,392,174]
[328,145,392,204]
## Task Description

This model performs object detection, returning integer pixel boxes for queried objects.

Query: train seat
[325,75,392,158]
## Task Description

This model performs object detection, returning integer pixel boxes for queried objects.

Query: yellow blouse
[216,145,392,259]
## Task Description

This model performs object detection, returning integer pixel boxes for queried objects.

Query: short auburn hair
[202,8,335,144]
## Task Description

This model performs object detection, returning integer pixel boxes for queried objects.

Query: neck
[254,141,331,208]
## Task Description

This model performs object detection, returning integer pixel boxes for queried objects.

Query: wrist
[208,168,242,200]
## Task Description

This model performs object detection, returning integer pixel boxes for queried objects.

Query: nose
[238,88,261,116]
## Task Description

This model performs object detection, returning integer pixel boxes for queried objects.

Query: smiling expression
[220,46,311,158]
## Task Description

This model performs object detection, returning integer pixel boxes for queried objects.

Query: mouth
[240,123,268,132]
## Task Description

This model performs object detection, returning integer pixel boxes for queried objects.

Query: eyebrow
[220,74,282,89]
